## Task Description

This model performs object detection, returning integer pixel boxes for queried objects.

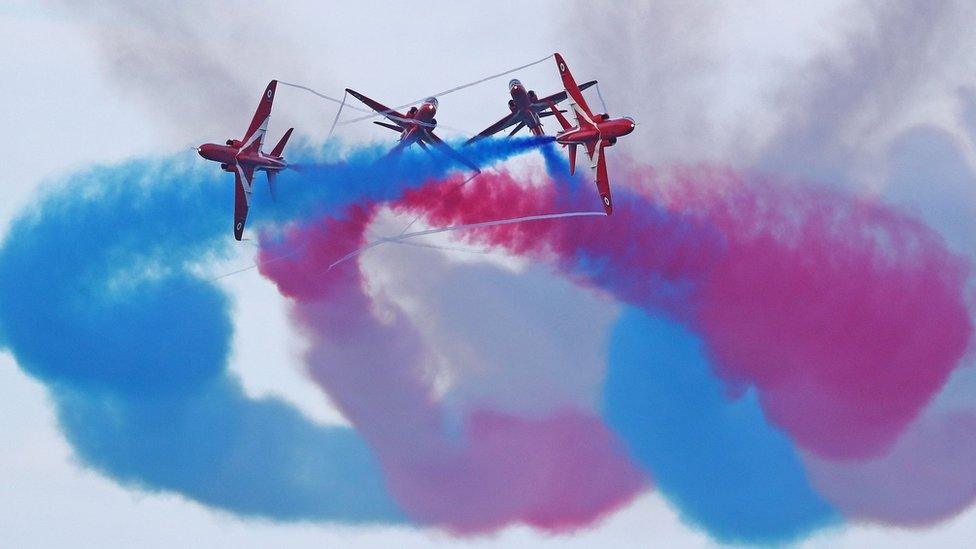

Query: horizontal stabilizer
[547,101,573,131]
[270,127,293,157]
[374,121,404,133]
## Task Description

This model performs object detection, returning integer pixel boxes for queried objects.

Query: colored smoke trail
[257,205,645,534]
[0,138,545,525]
[1,134,973,542]
[388,161,975,539]
[605,308,838,543]
[395,164,974,459]
[0,158,401,523]
[328,210,606,269]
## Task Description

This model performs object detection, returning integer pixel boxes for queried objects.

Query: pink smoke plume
[394,164,974,461]
[257,203,644,534]
[257,158,973,532]
[804,410,976,525]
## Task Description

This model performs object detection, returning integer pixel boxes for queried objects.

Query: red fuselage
[197,142,286,173]
[397,97,439,143]
[508,79,548,136]
[555,116,636,147]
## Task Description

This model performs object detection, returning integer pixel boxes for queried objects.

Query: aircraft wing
[233,164,256,241]
[591,142,612,215]
[464,111,520,145]
[424,131,481,173]
[241,80,277,154]
[345,88,411,127]
[554,53,595,121]
[535,80,598,107]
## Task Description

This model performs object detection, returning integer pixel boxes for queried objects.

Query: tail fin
[568,144,577,175]
[270,128,293,157]
[547,101,573,130]
[266,171,278,202]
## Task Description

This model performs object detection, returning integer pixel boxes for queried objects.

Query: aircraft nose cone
[197,143,218,161]
[624,117,637,134]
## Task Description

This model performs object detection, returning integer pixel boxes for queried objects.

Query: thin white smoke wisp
[326,89,348,140]
[397,171,482,236]
[340,54,554,125]
[594,83,610,114]
[277,81,371,112]
[328,210,606,270]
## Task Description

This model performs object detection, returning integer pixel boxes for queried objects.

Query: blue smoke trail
[603,307,839,544]
[0,137,542,522]
[257,136,551,227]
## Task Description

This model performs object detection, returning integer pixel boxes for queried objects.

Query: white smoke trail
[328,210,606,270]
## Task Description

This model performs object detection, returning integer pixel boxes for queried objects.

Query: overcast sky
[1,1,975,547]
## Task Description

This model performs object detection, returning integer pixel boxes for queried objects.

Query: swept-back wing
[241,80,277,154]
[423,131,481,173]
[591,143,612,215]
[233,164,256,241]
[554,54,594,119]
[535,80,598,107]
[464,111,520,145]
[346,88,412,127]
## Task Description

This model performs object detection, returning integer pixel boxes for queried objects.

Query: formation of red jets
[198,53,635,240]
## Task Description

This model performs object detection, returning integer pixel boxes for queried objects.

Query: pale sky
[1,2,975,547]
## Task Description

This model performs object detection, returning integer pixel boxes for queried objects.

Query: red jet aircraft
[197,80,293,240]
[548,53,635,215]
[464,77,597,144]
[345,89,480,172]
